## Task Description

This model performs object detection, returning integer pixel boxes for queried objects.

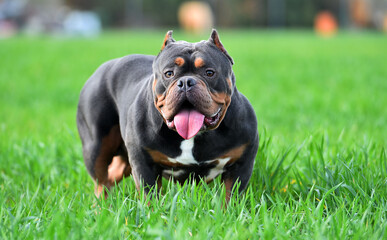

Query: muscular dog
[76,30,258,203]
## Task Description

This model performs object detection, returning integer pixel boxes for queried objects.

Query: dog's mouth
[164,101,222,140]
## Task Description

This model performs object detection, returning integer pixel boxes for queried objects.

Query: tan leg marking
[222,143,248,165]
[224,178,234,205]
[108,155,131,185]
[221,143,249,206]
[93,125,124,198]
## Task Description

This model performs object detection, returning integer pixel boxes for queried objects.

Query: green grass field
[1,30,386,239]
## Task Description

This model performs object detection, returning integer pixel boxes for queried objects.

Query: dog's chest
[162,138,230,182]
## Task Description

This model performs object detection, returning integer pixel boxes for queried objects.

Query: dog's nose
[177,78,197,91]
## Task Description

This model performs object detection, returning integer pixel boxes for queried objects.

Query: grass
[1,30,386,239]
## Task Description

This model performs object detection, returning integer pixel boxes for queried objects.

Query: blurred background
[1,0,387,145]
[0,0,386,37]
[2,2,387,238]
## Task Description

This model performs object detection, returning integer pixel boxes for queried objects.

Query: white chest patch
[163,137,231,181]
[167,138,198,165]
[204,157,230,182]
[162,169,185,178]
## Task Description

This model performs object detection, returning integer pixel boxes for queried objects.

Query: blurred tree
[287,0,316,27]
[61,0,382,29]
[143,0,181,27]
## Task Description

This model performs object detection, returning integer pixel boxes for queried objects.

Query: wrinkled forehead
[165,41,196,56]
[155,40,230,69]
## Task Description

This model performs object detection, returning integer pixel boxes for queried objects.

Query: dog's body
[77,30,258,202]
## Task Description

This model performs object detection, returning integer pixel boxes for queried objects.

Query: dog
[76,30,258,203]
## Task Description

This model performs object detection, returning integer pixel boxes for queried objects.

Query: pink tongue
[174,109,205,139]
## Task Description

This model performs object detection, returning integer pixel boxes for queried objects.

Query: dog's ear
[209,29,234,65]
[161,30,175,51]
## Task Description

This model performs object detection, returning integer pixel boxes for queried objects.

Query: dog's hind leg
[80,124,129,198]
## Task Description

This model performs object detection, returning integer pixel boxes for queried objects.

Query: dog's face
[152,30,235,140]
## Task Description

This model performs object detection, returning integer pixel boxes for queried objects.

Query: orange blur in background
[314,11,338,37]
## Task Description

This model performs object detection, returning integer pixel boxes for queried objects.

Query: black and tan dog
[76,30,258,203]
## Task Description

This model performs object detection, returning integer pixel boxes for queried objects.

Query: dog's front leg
[221,142,257,206]
[128,149,162,199]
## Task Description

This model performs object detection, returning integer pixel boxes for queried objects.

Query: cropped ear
[161,30,175,51]
[209,29,234,65]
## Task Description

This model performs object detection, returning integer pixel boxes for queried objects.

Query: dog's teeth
[210,108,221,117]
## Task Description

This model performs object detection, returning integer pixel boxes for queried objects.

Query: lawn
[0,30,386,239]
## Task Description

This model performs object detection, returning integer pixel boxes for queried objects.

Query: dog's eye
[206,70,215,77]
[164,71,174,78]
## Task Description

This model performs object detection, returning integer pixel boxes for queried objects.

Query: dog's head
[152,29,235,140]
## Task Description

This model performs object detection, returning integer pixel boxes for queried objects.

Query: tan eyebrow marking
[175,57,185,67]
[194,58,204,68]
